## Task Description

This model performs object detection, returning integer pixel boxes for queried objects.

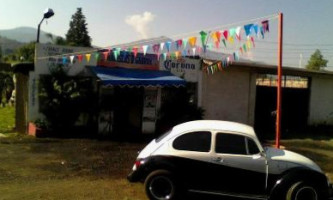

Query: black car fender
[138,156,178,181]
[268,167,329,200]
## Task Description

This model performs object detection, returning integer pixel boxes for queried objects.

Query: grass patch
[0,106,15,133]
[0,135,147,200]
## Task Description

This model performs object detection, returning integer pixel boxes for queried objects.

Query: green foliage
[306,49,328,71]
[38,64,96,131]
[16,42,35,62]
[0,72,14,105]
[46,33,68,45]
[65,8,92,47]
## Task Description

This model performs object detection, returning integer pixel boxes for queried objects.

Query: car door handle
[212,157,224,163]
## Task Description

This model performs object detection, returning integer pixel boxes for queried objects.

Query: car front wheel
[286,181,319,200]
[144,170,179,200]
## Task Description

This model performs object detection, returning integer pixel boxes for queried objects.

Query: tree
[38,64,96,132]
[16,42,35,62]
[306,49,328,71]
[65,8,92,47]
[46,33,68,46]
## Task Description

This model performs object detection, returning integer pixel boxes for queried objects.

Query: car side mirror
[252,151,266,159]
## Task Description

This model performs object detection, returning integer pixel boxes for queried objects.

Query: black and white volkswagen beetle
[128,120,332,200]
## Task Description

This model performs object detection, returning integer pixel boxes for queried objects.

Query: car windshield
[156,129,172,143]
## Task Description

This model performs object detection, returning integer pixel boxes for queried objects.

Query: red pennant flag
[152,44,160,53]
[77,54,83,62]
[239,47,243,54]
[103,52,108,60]
[176,39,183,49]
[251,37,255,47]
[133,47,138,57]
[261,20,269,32]
[223,30,229,40]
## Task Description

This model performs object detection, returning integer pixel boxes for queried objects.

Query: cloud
[125,12,155,39]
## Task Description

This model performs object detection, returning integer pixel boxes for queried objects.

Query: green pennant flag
[222,39,227,47]
[200,31,208,52]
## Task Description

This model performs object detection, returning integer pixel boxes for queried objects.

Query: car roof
[172,120,256,137]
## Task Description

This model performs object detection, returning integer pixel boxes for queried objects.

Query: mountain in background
[0,26,55,43]
[0,36,24,55]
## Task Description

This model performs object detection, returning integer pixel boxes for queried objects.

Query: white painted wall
[308,76,333,125]
[201,68,256,126]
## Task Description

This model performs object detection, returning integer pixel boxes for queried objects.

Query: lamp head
[43,8,54,19]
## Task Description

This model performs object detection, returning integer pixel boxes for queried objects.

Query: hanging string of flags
[44,15,275,74]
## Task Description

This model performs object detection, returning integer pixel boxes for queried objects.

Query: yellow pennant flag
[228,36,234,44]
[188,37,197,48]
[86,54,91,62]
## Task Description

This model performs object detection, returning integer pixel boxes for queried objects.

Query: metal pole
[37,18,45,43]
[276,13,283,149]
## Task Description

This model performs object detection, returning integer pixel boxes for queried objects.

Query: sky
[1,0,333,69]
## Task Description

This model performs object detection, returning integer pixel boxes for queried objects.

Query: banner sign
[160,57,200,82]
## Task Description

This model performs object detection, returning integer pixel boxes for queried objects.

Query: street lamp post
[37,8,54,43]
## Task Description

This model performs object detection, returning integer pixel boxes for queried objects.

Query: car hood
[265,147,322,173]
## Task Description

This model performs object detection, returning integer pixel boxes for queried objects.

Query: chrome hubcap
[149,176,173,200]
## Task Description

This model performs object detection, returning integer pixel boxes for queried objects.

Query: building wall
[309,76,333,125]
[201,68,256,126]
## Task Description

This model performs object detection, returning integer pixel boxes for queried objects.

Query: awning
[90,66,186,87]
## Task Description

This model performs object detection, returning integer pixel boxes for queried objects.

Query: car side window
[246,138,260,155]
[173,131,211,152]
[215,133,247,155]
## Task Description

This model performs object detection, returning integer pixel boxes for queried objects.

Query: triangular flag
[133,47,138,57]
[197,46,202,55]
[182,49,187,57]
[222,39,227,47]
[113,50,118,60]
[157,53,161,61]
[182,38,188,49]
[102,52,108,60]
[85,54,91,62]
[251,37,255,47]
[260,26,265,38]
[160,42,165,52]
[192,47,196,56]
[94,52,100,61]
[62,56,68,64]
[69,55,75,64]
[236,26,242,41]
[188,37,197,48]
[247,39,251,49]
[77,54,83,62]
[244,24,253,36]
[175,39,183,50]
[175,51,181,59]
[200,31,208,52]
[262,20,269,32]
[142,45,149,56]
[206,43,213,50]
[223,30,229,40]
[228,36,234,44]
[240,47,244,54]
[166,41,172,52]
[229,28,236,38]
[252,24,259,35]
[243,44,247,52]
[152,44,160,53]
[162,53,167,60]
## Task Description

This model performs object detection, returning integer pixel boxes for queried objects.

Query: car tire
[144,170,180,200]
[286,181,319,200]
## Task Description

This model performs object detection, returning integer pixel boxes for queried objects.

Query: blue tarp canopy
[90,66,186,87]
